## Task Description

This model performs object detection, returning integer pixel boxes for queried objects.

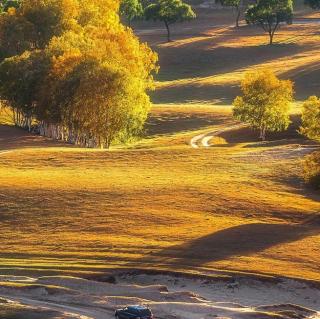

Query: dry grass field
[0,5,320,285]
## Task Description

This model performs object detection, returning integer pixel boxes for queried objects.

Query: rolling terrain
[0,4,320,319]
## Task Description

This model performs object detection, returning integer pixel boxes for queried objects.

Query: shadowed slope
[135,223,319,267]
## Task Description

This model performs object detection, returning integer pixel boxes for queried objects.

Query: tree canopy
[246,0,293,45]
[120,0,143,27]
[0,0,158,148]
[233,69,293,140]
[300,96,320,142]
[144,0,196,42]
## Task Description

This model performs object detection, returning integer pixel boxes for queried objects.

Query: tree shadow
[0,125,72,151]
[151,82,239,104]
[133,223,318,267]
[145,111,230,137]
[155,41,301,82]
[217,115,303,145]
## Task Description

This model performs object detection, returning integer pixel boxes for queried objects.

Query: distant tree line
[120,0,320,44]
[0,0,158,148]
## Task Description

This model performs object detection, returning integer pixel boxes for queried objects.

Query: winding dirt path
[190,124,244,148]
[1,295,111,319]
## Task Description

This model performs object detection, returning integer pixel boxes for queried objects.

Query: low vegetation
[300,95,320,142]
[304,151,320,189]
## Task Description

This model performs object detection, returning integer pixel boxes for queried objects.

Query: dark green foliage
[0,51,50,117]
[246,0,293,44]
[144,0,196,41]
[120,0,143,26]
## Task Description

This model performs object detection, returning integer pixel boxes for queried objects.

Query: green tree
[144,0,196,42]
[221,0,242,27]
[300,96,320,142]
[0,13,36,60]
[120,0,143,27]
[233,69,293,141]
[0,51,50,129]
[245,0,293,45]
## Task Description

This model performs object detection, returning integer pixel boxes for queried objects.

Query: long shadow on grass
[132,223,318,267]
[155,39,301,82]
[0,125,70,151]
[145,112,230,136]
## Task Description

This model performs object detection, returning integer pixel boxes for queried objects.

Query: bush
[303,151,320,190]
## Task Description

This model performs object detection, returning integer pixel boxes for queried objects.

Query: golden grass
[0,115,319,280]
[0,9,320,282]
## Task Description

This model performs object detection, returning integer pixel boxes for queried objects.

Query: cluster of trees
[233,70,320,189]
[120,0,320,45]
[0,0,158,148]
[233,69,320,143]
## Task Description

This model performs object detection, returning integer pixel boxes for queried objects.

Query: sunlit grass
[0,10,320,283]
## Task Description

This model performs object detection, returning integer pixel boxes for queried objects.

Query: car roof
[127,305,149,311]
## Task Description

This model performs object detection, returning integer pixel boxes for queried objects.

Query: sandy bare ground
[0,273,319,319]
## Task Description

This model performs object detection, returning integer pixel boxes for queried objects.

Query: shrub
[303,151,320,190]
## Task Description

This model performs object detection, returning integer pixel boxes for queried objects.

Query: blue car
[115,305,153,319]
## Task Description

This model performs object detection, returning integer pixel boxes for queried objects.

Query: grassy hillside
[0,8,319,282]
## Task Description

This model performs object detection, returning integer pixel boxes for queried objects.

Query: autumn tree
[0,0,158,148]
[120,0,143,27]
[0,51,50,129]
[246,0,293,45]
[233,69,293,141]
[300,96,320,142]
[221,0,242,27]
[144,0,196,42]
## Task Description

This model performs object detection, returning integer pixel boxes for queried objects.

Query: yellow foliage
[233,69,293,140]
[7,7,16,15]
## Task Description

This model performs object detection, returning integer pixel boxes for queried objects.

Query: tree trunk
[236,5,241,27]
[164,20,171,42]
[269,31,274,45]
[259,126,266,141]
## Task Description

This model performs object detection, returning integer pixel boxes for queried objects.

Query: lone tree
[144,0,196,42]
[233,69,293,141]
[300,96,320,142]
[120,0,143,27]
[221,0,242,27]
[246,0,293,45]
